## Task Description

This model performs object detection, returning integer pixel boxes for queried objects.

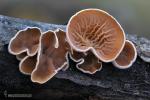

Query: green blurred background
[0,0,149,39]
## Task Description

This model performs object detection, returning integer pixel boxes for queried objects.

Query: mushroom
[112,40,137,69]
[66,9,126,62]
[31,29,70,84]
[70,50,102,74]
[16,52,27,61]
[8,27,41,56]
[19,55,37,75]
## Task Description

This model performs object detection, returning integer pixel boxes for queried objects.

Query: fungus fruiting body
[66,9,126,62]
[16,52,27,61]
[8,9,138,84]
[19,55,37,75]
[8,27,41,56]
[70,50,102,74]
[8,27,41,75]
[31,29,70,84]
[113,40,137,69]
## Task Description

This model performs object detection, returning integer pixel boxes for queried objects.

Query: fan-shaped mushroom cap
[70,51,102,74]
[31,29,70,84]
[8,27,41,56]
[113,40,137,69]
[16,52,27,61]
[67,9,126,62]
[19,55,37,75]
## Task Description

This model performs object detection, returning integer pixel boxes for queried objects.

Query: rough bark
[0,15,150,100]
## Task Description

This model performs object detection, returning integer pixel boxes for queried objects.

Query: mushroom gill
[113,40,137,69]
[70,50,102,74]
[8,27,41,56]
[31,29,70,84]
[66,9,126,62]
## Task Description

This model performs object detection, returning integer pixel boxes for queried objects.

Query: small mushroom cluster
[67,9,137,70]
[8,9,137,84]
[9,27,71,84]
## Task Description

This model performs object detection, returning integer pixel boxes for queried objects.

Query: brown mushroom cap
[16,52,27,61]
[67,9,125,62]
[70,50,102,74]
[8,27,41,56]
[19,55,37,75]
[31,29,70,84]
[113,40,137,69]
